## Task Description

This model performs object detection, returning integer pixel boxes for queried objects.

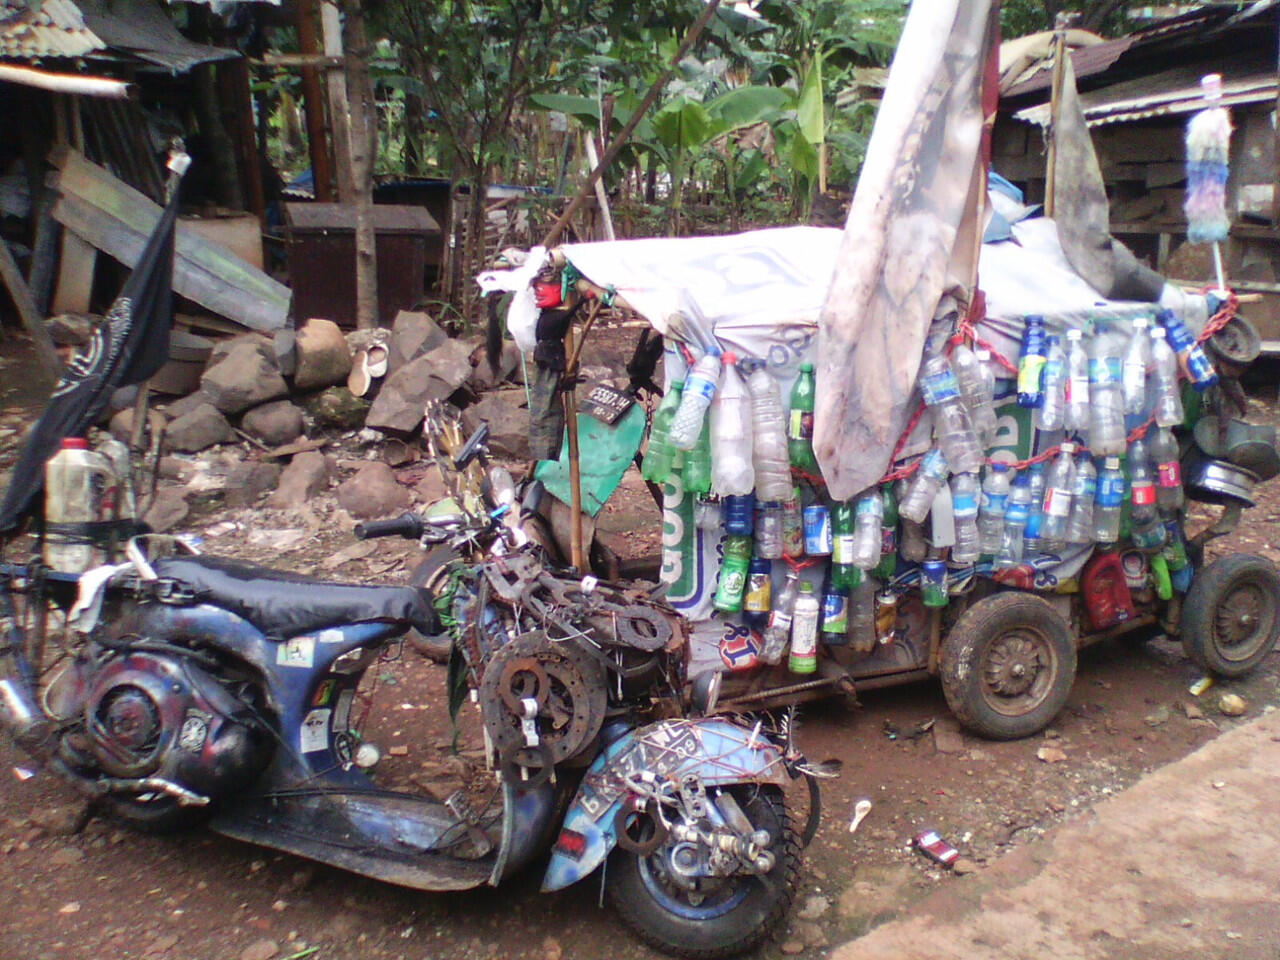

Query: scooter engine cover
[479,632,607,769]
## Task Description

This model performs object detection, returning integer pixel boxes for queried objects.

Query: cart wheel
[1180,554,1280,679]
[940,592,1077,741]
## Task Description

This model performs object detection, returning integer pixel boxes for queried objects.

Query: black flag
[0,168,182,535]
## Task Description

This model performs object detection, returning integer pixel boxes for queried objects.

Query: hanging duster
[1183,73,1233,293]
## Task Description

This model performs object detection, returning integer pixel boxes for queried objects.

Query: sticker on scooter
[317,629,345,644]
[300,708,332,753]
[179,710,211,752]
[277,636,316,668]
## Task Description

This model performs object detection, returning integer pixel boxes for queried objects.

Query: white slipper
[366,344,389,379]
[348,349,371,397]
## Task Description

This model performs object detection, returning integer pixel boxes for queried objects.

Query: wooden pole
[540,0,722,249]
[0,238,60,378]
[1272,16,1280,227]
[297,0,336,202]
[341,0,379,329]
[563,298,605,572]
[320,2,354,202]
[1044,18,1070,219]
[583,134,616,241]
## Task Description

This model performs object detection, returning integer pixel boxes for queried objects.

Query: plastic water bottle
[1159,309,1218,390]
[1064,329,1090,438]
[973,348,999,446]
[781,489,805,557]
[1148,426,1184,512]
[642,381,684,483]
[1088,336,1126,456]
[1017,315,1047,407]
[1093,456,1125,543]
[788,362,819,472]
[895,478,928,562]
[899,448,949,524]
[1122,317,1152,416]
[831,500,860,590]
[761,570,799,665]
[847,577,878,652]
[1127,438,1158,525]
[1149,327,1184,428]
[723,493,756,536]
[952,343,998,448]
[950,472,980,564]
[1037,335,1067,431]
[849,490,883,570]
[996,471,1033,568]
[96,437,136,528]
[682,428,713,496]
[1040,442,1077,545]
[1065,454,1097,545]
[755,501,783,558]
[710,354,755,496]
[746,364,793,502]
[788,582,820,674]
[977,462,1012,555]
[919,352,984,474]
[713,534,753,613]
[1023,461,1048,553]
[695,496,721,530]
[742,556,772,630]
[44,437,114,573]
[670,347,722,450]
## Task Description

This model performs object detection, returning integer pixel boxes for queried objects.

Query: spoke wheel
[1182,554,1280,678]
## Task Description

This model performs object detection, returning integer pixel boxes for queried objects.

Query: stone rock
[143,486,189,533]
[541,936,563,960]
[239,939,278,960]
[201,341,288,415]
[29,801,91,836]
[413,470,449,505]
[792,920,828,948]
[1218,693,1247,716]
[242,400,305,447]
[336,462,411,520]
[1144,705,1171,727]
[389,310,448,369]
[1184,701,1206,720]
[224,461,282,509]
[365,339,473,433]
[468,340,522,391]
[47,312,96,346]
[932,717,966,754]
[1037,745,1068,764]
[108,407,166,444]
[158,391,208,422]
[780,941,805,955]
[49,846,84,866]
[292,318,352,390]
[166,403,234,453]
[308,387,370,431]
[209,333,273,369]
[952,858,979,875]
[461,390,530,459]
[268,451,330,509]
[158,456,196,482]
[797,894,830,921]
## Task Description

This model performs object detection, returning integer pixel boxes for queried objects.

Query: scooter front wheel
[407,545,462,663]
[606,785,799,960]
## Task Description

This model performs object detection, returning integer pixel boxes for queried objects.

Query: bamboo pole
[563,298,605,571]
[1044,17,1070,219]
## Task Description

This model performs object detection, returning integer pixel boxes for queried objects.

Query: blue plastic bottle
[1017,315,1047,407]
[1158,309,1218,391]
[723,493,756,536]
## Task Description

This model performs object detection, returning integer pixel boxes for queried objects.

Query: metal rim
[979,625,1059,718]
[636,842,752,921]
[1212,574,1279,664]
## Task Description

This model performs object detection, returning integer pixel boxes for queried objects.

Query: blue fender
[541,717,789,891]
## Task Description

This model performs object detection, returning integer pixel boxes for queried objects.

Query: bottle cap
[1066,328,1082,341]
[1150,327,1167,339]
[1201,73,1223,101]
[975,348,991,360]
[61,437,88,450]
[800,362,814,373]
[1105,456,1121,468]
[991,460,1009,472]
[670,379,685,389]
[1060,442,1075,454]
[1133,316,1149,329]
[723,351,738,365]
[799,581,814,593]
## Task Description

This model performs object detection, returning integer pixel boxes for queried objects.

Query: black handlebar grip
[353,513,424,541]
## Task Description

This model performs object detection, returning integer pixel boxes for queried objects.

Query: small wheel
[407,545,460,663]
[940,591,1077,741]
[1180,554,1280,678]
[607,786,799,960]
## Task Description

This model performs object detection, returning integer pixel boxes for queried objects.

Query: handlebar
[453,421,491,471]
[353,513,426,541]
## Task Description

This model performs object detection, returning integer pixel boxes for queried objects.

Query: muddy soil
[1,329,1279,960]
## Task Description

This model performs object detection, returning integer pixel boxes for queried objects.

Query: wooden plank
[49,148,289,332]
[27,180,61,316]
[0,238,61,376]
[51,231,95,314]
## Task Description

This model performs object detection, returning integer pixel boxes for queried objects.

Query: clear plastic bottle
[847,577,878,652]
[755,501,783,558]
[919,352,984,474]
[788,582,820,674]
[895,477,929,563]
[670,347,722,451]
[977,462,1012,555]
[1127,438,1158,526]
[1093,456,1125,543]
[1064,328,1090,438]
[760,570,799,665]
[1159,309,1218,391]
[952,343,998,448]
[899,448,949,524]
[849,490,883,570]
[1040,442,1077,546]
[745,364,793,502]
[1148,426,1184,513]
[1122,316,1152,416]
[1088,335,1126,456]
[973,348,999,446]
[831,500,860,590]
[788,362,819,472]
[781,489,805,557]
[642,381,685,483]
[1065,454,1097,545]
[694,496,721,530]
[710,353,755,496]
[1149,327,1184,428]
[996,471,1033,568]
[1023,461,1048,554]
[1037,335,1067,431]
[1017,315,1047,407]
[950,472,980,564]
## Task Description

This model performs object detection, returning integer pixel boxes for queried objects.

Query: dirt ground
[1,328,1279,960]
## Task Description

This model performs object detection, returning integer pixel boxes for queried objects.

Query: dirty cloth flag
[814,0,1000,500]
[0,180,180,534]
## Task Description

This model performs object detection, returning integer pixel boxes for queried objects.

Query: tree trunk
[194,64,244,209]
[342,0,378,329]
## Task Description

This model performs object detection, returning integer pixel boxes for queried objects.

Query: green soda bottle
[874,483,899,581]
[714,535,753,613]
[831,499,861,591]
[788,363,819,473]
[642,381,684,483]
[683,426,713,496]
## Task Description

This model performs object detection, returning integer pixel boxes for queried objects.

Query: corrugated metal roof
[0,0,105,60]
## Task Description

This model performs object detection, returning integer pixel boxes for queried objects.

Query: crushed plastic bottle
[1037,335,1067,431]
[760,570,799,665]
[978,462,1012,555]
[996,471,1033,568]
[1122,316,1152,416]
[642,380,685,483]
[899,447,950,524]
[1064,328,1090,438]
[896,477,929,562]
[1149,326,1185,428]
[710,353,755,496]
[755,501,783,558]
[1040,442,1077,546]
[950,472,980,564]
[952,343,998,448]
[919,352,984,474]
[670,347,722,450]
[1093,456,1125,543]
[745,363,793,501]
[1065,453,1097,545]
[1017,315,1047,407]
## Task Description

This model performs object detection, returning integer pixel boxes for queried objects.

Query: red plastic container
[1081,552,1137,631]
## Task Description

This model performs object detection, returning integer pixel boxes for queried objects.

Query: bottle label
[1131,481,1157,507]
[920,369,961,406]
[1157,461,1182,488]
[768,608,793,631]
[1044,359,1064,382]
[980,492,1008,514]
[1074,476,1097,499]
[1066,375,1089,404]
[718,570,746,597]
[688,374,717,401]
[789,409,814,441]
[1043,486,1072,518]
[1089,357,1117,384]
[1005,501,1030,524]
[822,592,849,633]
[1096,476,1124,507]
[952,492,978,519]
[855,498,880,518]
[744,572,772,612]
[1017,356,1046,397]
[833,534,856,564]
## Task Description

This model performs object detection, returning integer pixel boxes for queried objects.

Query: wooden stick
[563,298,604,572]
[1044,19,1070,219]
[0,237,61,378]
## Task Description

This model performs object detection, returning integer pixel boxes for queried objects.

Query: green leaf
[791,132,819,187]
[704,85,790,137]
[652,97,714,153]
[529,93,601,122]
[797,51,825,146]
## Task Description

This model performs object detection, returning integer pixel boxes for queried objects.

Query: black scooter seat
[151,554,439,640]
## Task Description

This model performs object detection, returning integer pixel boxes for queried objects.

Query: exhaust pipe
[0,677,53,759]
